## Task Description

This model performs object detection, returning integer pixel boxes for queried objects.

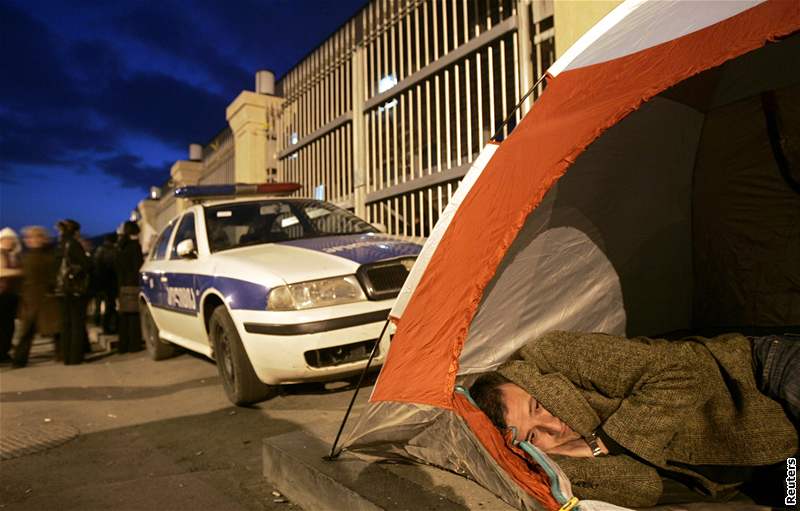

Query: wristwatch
[586,432,605,457]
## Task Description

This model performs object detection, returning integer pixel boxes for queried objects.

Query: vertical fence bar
[488,43,496,140]
[390,4,399,187]
[499,37,508,138]
[476,51,484,149]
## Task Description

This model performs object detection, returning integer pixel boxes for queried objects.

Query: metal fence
[277,14,360,209]
[145,0,555,238]
[276,0,554,238]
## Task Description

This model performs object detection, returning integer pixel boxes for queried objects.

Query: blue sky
[0,0,366,237]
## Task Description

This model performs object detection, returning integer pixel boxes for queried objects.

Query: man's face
[24,234,45,249]
[0,237,15,251]
[499,383,581,452]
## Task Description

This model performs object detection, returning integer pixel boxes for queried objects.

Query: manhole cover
[0,423,79,460]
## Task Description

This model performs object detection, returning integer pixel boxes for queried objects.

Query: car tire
[209,306,275,406]
[140,303,177,361]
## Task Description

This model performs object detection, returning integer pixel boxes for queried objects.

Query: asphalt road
[0,336,375,511]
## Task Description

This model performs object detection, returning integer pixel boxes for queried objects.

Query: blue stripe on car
[277,233,421,264]
[140,272,268,314]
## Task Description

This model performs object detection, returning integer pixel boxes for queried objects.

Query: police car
[139,183,422,405]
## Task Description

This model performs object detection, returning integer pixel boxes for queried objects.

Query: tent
[342,1,800,509]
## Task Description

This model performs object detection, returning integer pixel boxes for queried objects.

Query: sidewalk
[0,330,304,511]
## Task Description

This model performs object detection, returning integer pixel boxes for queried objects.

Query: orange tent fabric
[372,0,800,410]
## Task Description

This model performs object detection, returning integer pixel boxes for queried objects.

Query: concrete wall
[553,0,621,57]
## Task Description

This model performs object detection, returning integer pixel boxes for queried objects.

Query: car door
[159,211,208,348]
[143,219,177,332]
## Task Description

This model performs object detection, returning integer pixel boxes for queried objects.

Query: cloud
[194,0,368,79]
[0,5,120,176]
[67,39,124,91]
[0,2,83,109]
[1,4,226,175]
[95,153,170,190]
[0,110,115,173]
[96,71,228,147]
[114,4,252,95]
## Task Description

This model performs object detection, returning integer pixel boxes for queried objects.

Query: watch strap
[586,432,605,457]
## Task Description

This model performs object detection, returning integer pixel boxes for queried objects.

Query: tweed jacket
[498,331,797,508]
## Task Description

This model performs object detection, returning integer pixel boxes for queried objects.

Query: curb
[262,430,477,510]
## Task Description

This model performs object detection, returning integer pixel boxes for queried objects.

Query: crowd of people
[0,219,145,367]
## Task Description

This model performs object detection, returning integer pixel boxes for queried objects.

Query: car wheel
[140,303,177,361]
[209,306,275,406]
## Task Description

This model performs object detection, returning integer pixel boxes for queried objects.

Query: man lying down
[469,331,799,508]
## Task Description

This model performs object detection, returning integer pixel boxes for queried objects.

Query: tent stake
[325,317,391,461]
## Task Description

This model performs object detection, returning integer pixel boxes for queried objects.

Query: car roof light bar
[174,182,303,199]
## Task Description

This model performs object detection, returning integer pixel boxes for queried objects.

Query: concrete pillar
[170,160,203,187]
[226,90,282,184]
[189,143,203,161]
[255,70,276,95]
[553,0,620,58]
[170,160,203,213]
[350,47,368,219]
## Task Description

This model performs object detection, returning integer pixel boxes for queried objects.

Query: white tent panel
[459,98,704,374]
[549,0,764,76]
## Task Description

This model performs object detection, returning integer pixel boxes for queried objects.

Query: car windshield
[204,199,377,252]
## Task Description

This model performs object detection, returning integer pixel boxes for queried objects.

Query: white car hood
[212,233,422,286]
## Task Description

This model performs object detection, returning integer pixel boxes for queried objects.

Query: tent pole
[325,317,391,461]
[490,73,548,142]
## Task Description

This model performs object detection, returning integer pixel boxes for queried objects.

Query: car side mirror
[176,239,197,259]
[372,222,387,233]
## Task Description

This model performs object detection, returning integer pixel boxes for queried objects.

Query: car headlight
[267,275,366,311]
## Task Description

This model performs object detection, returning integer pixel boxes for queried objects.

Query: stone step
[262,430,510,511]
[262,430,771,511]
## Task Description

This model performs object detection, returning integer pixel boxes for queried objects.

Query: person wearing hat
[0,227,23,363]
[115,221,144,353]
[92,233,118,335]
[55,219,91,365]
[470,330,799,508]
[12,226,61,367]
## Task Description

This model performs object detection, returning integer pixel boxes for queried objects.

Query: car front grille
[304,339,378,368]
[356,259,412,300]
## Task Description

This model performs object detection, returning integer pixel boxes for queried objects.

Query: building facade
[139,0,621,245]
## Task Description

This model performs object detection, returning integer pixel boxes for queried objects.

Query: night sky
[0,0,367,238]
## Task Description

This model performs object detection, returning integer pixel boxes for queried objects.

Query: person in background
[12,226,61,367]
[55,219,91,365]
[115,221,143,353]
[0,227,23,363]
[77,234,93,355]
[92,233,118,334]
[77,236,93,256]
